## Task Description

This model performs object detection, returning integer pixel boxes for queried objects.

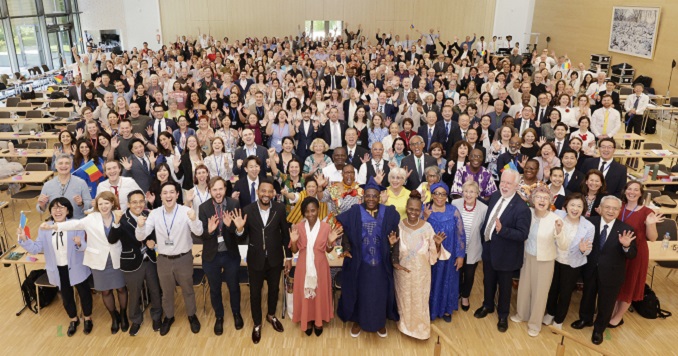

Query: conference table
[613,149,678,169]
[0,107,73,114]
[0,171,53,184]
[0,117,75,125]
[0,149,54,158]
[648,241,678,262]
[0,132,59,141]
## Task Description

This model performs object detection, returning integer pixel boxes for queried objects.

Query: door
[14,24,42,70]
[47,29,73,69]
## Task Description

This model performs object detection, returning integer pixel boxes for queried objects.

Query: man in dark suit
[418,111,444,152]
[474,168,531,333]
[146,104,179,146]
[108,190,161,335]
[366,70,384,92]
[401,135,437,190]
[321,107,347,154]
[373,92,398,121]
[514,106,541,138]
[593,81,622,113]
[561,150,584,193]
[448,113,473,148]
[534,93,554,124]
[344,127,370,171]
[495,136,525,175]
[434,106,461,153]
[294,106,318,162]
[344,68,362,93]
[232,128,269,179]
[232,156,264,207]
[235,71,254,99]
[580,138,627,197]
[236,179,291,344]
[68,75,87,104]
[323,67,344,91]
[404,45,421,66]
[551,123,570,159]
[197,177,244,335]
[122,138,155,192]
[570,196,636,345]
[432,54,449,73]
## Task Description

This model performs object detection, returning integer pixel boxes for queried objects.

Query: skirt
[91,254,126,291]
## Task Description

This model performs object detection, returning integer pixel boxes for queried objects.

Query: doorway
[47,28,73,70]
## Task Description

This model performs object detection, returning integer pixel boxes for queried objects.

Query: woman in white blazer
[510,184,567,337]
[41,191,129,335]
[451,180,488,312]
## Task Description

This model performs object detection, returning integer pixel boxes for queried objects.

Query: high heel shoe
[305,327,313,336]
[111,311,121,334]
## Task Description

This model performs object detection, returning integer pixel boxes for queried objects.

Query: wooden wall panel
[532,0,677,97]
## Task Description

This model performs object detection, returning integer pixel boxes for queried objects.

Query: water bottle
[662,232,670,250]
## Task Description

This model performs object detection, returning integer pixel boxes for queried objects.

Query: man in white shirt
[585,73,608,105]
[590,95,621,139]
[97,161,141,210]
[623,83,651,148]
[357,142,388,185]
[136,182,203,336]
[322,147,356,183]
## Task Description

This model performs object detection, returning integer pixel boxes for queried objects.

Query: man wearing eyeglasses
[581,138,626,197]
[146,103,178,146]
[400,135,437,191]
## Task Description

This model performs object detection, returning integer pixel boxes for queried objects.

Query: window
[0,26,10,75]
[43,0,68,14]
[7,0,38,16]
[304,21,343,40]
[12,17,43,70]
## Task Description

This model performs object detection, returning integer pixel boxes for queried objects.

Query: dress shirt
[590,107,620,137]
[330,120,342,149]
[553,138,566,156]
[486,192,515,240]
[357,159,385,184]
[322,164,356,183]
[135,204,203,255]
[152,119,166,145]
[96,176,142,211]
[623,93,650,116]
[598,158,613,178]
[257,201,270,225]
[247,176,260,202]
[51,231,68,266]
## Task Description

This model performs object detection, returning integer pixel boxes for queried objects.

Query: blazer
[294,120,318,161]
[480,192,531,271]
[535,106,555,123]
[514,119,541,137]
[123,154,155,192]
[433,120,460,153]
[369,103,398,121]
[58,212,123,271]
[108,209,157,272]
[240,201,292,271]
[345,76,363,93]
[146,118,179,137]
[345,145,370,171]
[417,124,444,152]
[198,197,241,262]
[528,208,566,262]
[553,210,594,268]
[451,198,487,264]
[563,168,584,193]
[587,216,637,287]
[396,102,425,132]
[233,177,262,208]
[177,150,206,190]
[68,83,88,103]
[551,138,570,159]
[19,223,89,290]
[235,79,254,98]
[232,145,269,179]
[581,157,627,197]
[321,120,348,149]
[401,153,438,190]
[323,74,345,90]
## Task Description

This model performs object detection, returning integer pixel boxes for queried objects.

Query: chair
[34,273,58,315]
[66,123,77,132]
[620,87,633,95]
[50,101,65,108]
[0,111,10,119]
[26,110,43,119]
[41,65,50,73]
[27,141,46,150]
[17,102,32,108]
[34,66,42,75]
[6,97,20,107]
[650,219,678,288]
[54,111,70,118]
[642,142,664,164]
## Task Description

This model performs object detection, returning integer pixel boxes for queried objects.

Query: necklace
[404,218,420,227]
[463,200,476,212]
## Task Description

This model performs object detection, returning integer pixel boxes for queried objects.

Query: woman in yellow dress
[381,167,410,220]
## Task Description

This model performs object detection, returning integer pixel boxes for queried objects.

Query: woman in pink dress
[289,196,343,336]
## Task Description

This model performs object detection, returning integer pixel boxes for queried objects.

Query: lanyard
[213,155,223,177]
[162,205,179,241]
[621,204,638,222]
[213,201,224,234]
[196,186,209,205]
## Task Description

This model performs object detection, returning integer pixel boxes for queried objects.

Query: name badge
[275,140,282,146]
[217,236,224,243]
[164,240,174,246]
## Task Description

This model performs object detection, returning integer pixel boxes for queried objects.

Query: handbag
[632,284,672,319]
[653,195,677,208]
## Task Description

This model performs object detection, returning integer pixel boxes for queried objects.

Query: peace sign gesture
[423,204,433,221]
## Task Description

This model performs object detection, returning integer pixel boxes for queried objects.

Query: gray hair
[424,165,442,180]
[600,195,622,207]
[502,168,521,184]
[55,153,73,164]
[389,167,406,180]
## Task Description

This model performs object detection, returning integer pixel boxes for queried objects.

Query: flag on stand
[20,211,30,239]
[82,160,103,182]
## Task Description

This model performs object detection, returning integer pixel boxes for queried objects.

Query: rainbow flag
[503,161,518,172]
[20,211,30,239]
[82,160,103,182]
[564,62,571,70]
[54,75,64,83]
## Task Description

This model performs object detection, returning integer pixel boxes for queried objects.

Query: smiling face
[523,161,538,180]
[50,202,69,222]
[600,197,621,222]
[364,188,380,210]
[624,182,642,204]
[551,169,564,187]
[410,136,424,156]
[532,191,551,212]
[156,166,170,182]
[586,174,602,193]
[257,181,275,207]
[405,199,422,221]
[210,179,226,203]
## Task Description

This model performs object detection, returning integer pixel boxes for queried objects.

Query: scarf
[303,220,320,299]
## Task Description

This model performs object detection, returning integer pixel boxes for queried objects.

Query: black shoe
[120,310,130,332]
[305,326,313,336]
[111,311,121,334]
[442,314,452,323]
[83,319,93,335]
[252,325,262,344]
[314,325,323,337]
[129,322,141,336]
[608,319,624,328]
[474,306,493,319]
[188,315,201,334]
[233,313,244,330]
[592,331,604,345]
[67,319,79,337]
[214,317,224,335]
[152,319,161,332]
[497,318,508,333]
[461,303,470,312]
[159,317,175,336]
[266,315,284,332]
[571,320,594,330]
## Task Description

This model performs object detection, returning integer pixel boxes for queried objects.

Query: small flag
[20,211,30,238]
[503,161,518,172]
[410,24,415,29]
[54,75,64,83]
[82,160,103,182]
[564,62,571,70]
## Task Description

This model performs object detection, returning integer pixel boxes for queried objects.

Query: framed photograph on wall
[608,6,660,59]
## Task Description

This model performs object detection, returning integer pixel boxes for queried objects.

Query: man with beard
[496,136,525,175]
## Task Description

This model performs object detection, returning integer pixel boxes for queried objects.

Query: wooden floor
[1,120,678,355]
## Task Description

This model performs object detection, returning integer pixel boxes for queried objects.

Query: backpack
[20,269,58,313]
[632,284,672,319]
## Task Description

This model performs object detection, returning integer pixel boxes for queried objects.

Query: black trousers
[624,113,643,148]
[425,44,436,56]
[203,251,241,318]
[248,259,283,325]
[545,261,582,324]
[459,258,478,299]
[481,243,514,319]
[578,262,623,332]
[57,265,93,319]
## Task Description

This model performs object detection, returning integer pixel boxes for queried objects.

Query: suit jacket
[146,118,179,139]
[396,102,425,132]
[323,74,345,90]
[587,217,637,287]
[240,201,291,271]
[401,154,438,190]
[232,145,269,179]
[123,154,154,192]
[496,152,525,174]
[198,197,241,262]
[234,177,262,208]
[594,90,622,113]
[434,120,460,153]
[418,124,445,152]
[369,103,398,121]
[581,158,627,197]
[108,209,157,272]
[321,120,348,149]
[433,62,449,73]
[563,169,584,194]
[345,76,363,93]
[514,119,541,137]
[535,106,555,123]
[68,84,87,103]
[345,145,370,171]
[480,192,531,271]
[235,79,254,98]
[550,138,570,159]
[294,120,318,161]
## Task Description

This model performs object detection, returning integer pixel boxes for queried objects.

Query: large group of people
[17,23,666,346]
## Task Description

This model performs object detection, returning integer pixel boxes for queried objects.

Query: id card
[217,236,224,243]
[165,240,174,246]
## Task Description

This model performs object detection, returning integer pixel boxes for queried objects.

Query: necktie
[484,198,505,241]
[600,161,607,173]
[142,157,149,173]
[602,109,609,135]
[445,122,450,135]
[350,77,355,88]
[633,95,640,109]
[250,182,256,203]
[428,128,433,148]
[564,172,570,187]
[416,157,422,179]
[331,76,336,89]
[556,141,561,155]
[348,150,353,162]
[540,108,545,121]
[599,224,608,250]
[520,120,527,135]
[379,105,384,113]
[155,120,162,144]
[112,185,119,198]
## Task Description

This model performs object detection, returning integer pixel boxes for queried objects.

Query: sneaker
[552,322,563,330]
[542,314,554,325]
[527,329,540,337]
[509,315,522,323]
[377,328,387,338]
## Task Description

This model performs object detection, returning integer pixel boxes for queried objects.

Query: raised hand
[137,215,147,228]
[187,208,197,221]
[173,155,181,170]
[221,210,233,227]
[289,225,299,243]
[646,212,665,225]
[328,225,343,244]
[555,219,563,234]
[120,157,132,171]
[185,189,195,203]
[579,238,593,253]
[314,172,327,188]
[16,227,28,241]
[423,204,433,221]
[145,125,154,137]
[113,209,124,224]
[433,231,446,246]
[230,209,247,231]
[145,191,155,205]
[374,169,385,185]
[73,194,83,206]
[111,135,120,149]
[207,214,220,234]
[537,136,546,147]
[360,152,371,164]
[518,156,528,168]
[618,230,636,248]
[388,231,399,246]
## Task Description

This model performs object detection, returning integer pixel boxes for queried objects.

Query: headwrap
[429,182,449,195]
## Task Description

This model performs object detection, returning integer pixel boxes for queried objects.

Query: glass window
[44,0,67,14]
[0,26,11,75]
[8,0,38,16]
[12,17,43,70]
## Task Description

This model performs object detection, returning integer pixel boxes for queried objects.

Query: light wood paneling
[532,0,678,97]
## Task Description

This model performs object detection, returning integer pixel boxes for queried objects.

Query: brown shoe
[266,315,284,333]
[350,323,361,337]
